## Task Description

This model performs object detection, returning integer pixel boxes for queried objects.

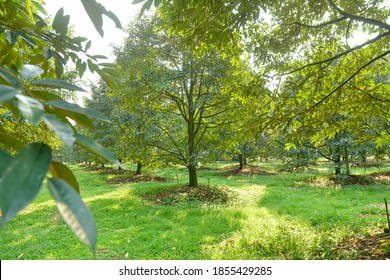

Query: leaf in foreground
[49,161,80,194]
[48,178,96,251]
[0,143,52,228]
[75,133,124,169]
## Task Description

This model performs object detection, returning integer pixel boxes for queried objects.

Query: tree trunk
[238,154,244,170]
[335,156,341,175]
[187,164,198,187]
[343,146,350,175]
[135,161,142,175]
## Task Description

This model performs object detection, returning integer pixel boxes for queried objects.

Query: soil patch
[368,172,390,184]
[222,164,272,176]
[143,185,233,205]
[304,172,390,187]
[98,169,132,175]
[107,174,170,184]
[333,231,390,259]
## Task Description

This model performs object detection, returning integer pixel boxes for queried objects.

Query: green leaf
[15,94,44,125]
[132,0,146,4]
[0,131,23,150]
[0,149,13,178]
[43,48,53,60]
[6,31,18,45]
[48,178,96,251]
[45,100,110,122]
[50,108,94,129]
[31,79,87,92]
[85,40,92,52]
[140,0,154,16]
[0,65,21,87]
[0,85,20,103]
[49,161,80,194]
[43,114,75,146]
[20,64,44,80]
[30,89,63,102]
[25,0,34,19]
[52,8,70,35]
[91,55,108,60]
[16,31,37,47]
[100,72,118,88]
[80,0,122,37]
[0,143,52,228]
[75,133,124,168]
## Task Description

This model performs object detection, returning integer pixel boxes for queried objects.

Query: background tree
[139,0,390,156]
[114,15,238,187]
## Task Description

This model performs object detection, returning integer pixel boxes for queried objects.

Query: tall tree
[114,15,237,187]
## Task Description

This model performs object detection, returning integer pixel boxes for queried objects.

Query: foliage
[0,0,123,251]
[113,15,239,186]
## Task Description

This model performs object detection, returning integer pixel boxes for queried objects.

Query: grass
[0,161,389,260]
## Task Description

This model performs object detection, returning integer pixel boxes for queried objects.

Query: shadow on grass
[0,184,243,260]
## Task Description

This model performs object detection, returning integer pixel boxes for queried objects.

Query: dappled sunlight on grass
[1,162,389,260]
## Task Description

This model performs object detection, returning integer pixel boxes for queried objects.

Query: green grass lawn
[1,161,389,260]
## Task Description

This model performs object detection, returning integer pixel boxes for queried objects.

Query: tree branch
[327,0,390,30]
[292,16,347,29]
[313,49,390,107]
[279,30,390,76]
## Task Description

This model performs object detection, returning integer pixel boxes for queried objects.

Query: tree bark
[238,154,244,170]
[135,161,142,175]
[343,146,350,175]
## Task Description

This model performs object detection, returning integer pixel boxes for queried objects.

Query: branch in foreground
[313,49,390,107]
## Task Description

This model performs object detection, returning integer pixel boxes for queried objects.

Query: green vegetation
[1,161,389,260]
[2,0,390,257]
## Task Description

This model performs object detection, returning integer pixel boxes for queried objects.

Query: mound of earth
[304,172,390,187]
[222,164,272,176]
[143,185,233,205]
[107,174,170,184]
[368,172,390,184]
[333,231,390,260]
[98,169,131,175]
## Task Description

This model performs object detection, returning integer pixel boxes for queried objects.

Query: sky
[44,0,143,83]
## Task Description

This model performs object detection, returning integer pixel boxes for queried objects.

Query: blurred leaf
[25,0,34,19]
[31,79,87,92]
[30,89,63,102]
[85,40,92,52]
[45,100,110,122]
[43,114,75,146]
[0,65,21,87]
[80,0,122,37]
[43,48,53,60]
[49,161,80,194]
[15,94,44,125]
[0,85,20,103]
[6,31,18,45]
[16,31,37,47]
[52,8,70,35]
[140,0,154,16]
[20,64,44,80]
[75,133,124,168]
[0,131,24,150]
[0,149,13,178]
[48,178,96,251]
[0,143,52,228]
